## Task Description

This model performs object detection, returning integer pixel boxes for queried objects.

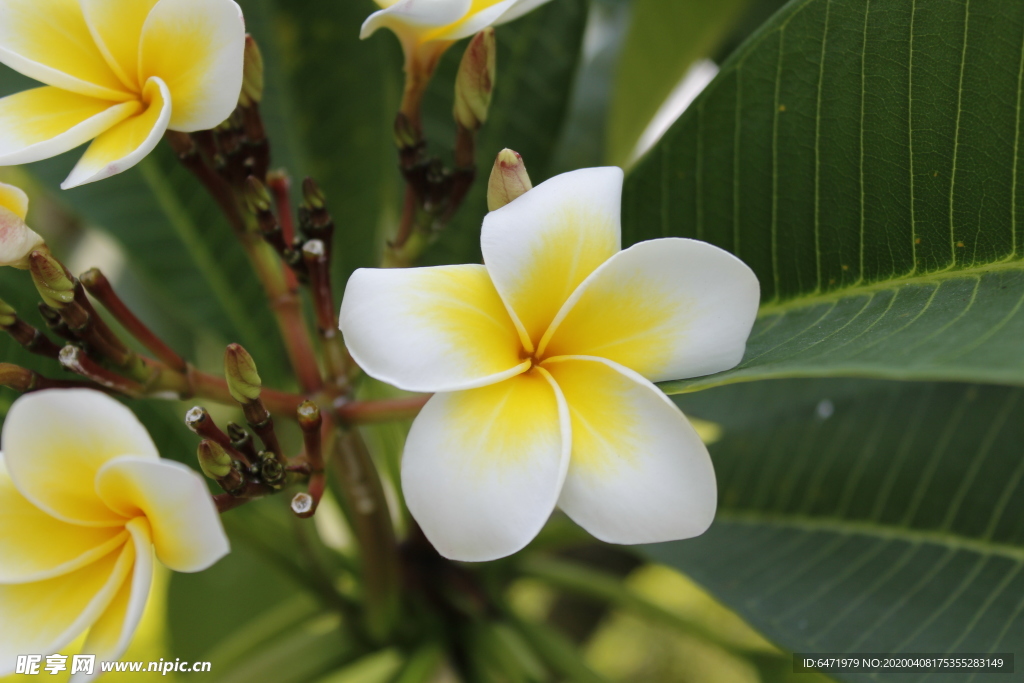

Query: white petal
[493,0,555,25]
[0,87,140,166]
[0,181,28,219]
[360,0,470,40]
[0,0,131,100]
[402,369,570,561]
[0,455,128,583]
[339,264,528,393]
[61,77,171,189]
[75,518,153,682]
[0,206,44,269]
[1,389,158,527]
[540,238,760,383]
[0,540,133,676]
[480,167,623,350]
[543,356,717,544]
[95,457,228,572]
[139,0,246,131]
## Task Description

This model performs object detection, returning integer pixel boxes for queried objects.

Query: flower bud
[0,206,45,269]
[224,343,262,404]
[453,28,496,131]
[0,297,16,327]
[243,176,273,215]
[0,363,34,392]
[197,439,233,479]
[28,250,74,308]
[487,149,532,211]
[239,34,264,107]
[302,177,326,211]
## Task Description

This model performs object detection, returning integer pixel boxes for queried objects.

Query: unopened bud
[0,363,34,392]
[393,112,419,150]
[243,176,273,214]
[197,440,233,479]
[454,28,496,131]
[29,251,74,308]
[224,343,262,404]
[302,178,326,211]
[0,297,16,327]
[487,149,532,211]
[0,207,46,270]
[239,35,264,106]
[259,451,284,486]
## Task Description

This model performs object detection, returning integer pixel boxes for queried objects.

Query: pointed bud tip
[239,35,264,107]
[224,344,262,404]
[302,178,326,210]
[454,28,496,131]
[28,250,74,308]
[243,176,272,214]
[0,297,16,327]
[487,149,532,211]
[197,440,233,479]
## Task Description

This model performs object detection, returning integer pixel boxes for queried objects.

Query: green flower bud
[453,28,496,131]
[224,343,262,404]
[0,297,16,327]
[28,250,74,309]
[197,440,233,479]
[239,35,264,107]
[487,149,533,211]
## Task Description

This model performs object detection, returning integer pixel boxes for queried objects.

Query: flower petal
[0,456,128,583]
[402,369,570,561]
[360,0,470,40]
[81,0,161,90]
[0,540,133,676]
[61,77,171,189]
[0,0,130,100]
[425,0,519,42]
[493,0,555,25]
[543,356,717,544]
[480,167,623,350]
[340,264,528,393]
[96,457,229,572]
[76,518,153,681]
[139,0,246,132]
[0,181,28,219]
[2,389,158,527]
[540,238,760,382]
[0,206,45,269]
[0,87,140,166]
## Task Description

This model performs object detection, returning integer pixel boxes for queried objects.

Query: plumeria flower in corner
[339,164,760,562]
[0,0,245,189]
[0,389,229,680]
[0,180,44,268]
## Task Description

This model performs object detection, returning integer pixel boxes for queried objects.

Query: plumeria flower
[0,180,44,268]
[0,0,245,189]
[339,167,760,561]
[361,0,551,82]
[0,389,229,679]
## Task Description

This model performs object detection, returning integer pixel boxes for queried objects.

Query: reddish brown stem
[58,346,144,396]
[267,172,295,246]
[80,268,188,372]
[1,319,61,359]
[334,394,430,425]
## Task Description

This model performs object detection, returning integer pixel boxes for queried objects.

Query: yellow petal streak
[543,358,642,476]
[540,266,683,379]
[0,183,29,219]
[81,0,161,89]
[0,0,129,100]
[0,467,127,582]
[420,0,507,41]
[500,207,618,347]
[0,87,140,163]
[0,541,133,659]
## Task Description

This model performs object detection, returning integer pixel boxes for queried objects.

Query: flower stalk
[0,298,61,359]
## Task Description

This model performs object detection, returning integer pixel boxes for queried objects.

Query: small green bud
[302,178,326,211]
[239,35,264,107]
[197,440,233,479]
[393,112,419,150]
[28,250,74,309]
[224,343,262,404]
[0,297,16,327]
[453,28,496,131]
[243,176,273,215]
[259,451,284,486]
[487,149,532,211]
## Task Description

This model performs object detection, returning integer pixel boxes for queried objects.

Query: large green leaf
[651,378,1024,682]
[621,0,1024,392]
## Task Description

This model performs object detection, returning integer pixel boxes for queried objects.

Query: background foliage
[1,0,1021,680]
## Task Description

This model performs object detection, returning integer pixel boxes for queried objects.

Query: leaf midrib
[717,510,1024,562]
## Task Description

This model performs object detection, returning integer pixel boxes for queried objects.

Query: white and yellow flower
[0,389,229,678]
[339,167,760,562]
[0,0,246,189]
[0,180,43,268]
